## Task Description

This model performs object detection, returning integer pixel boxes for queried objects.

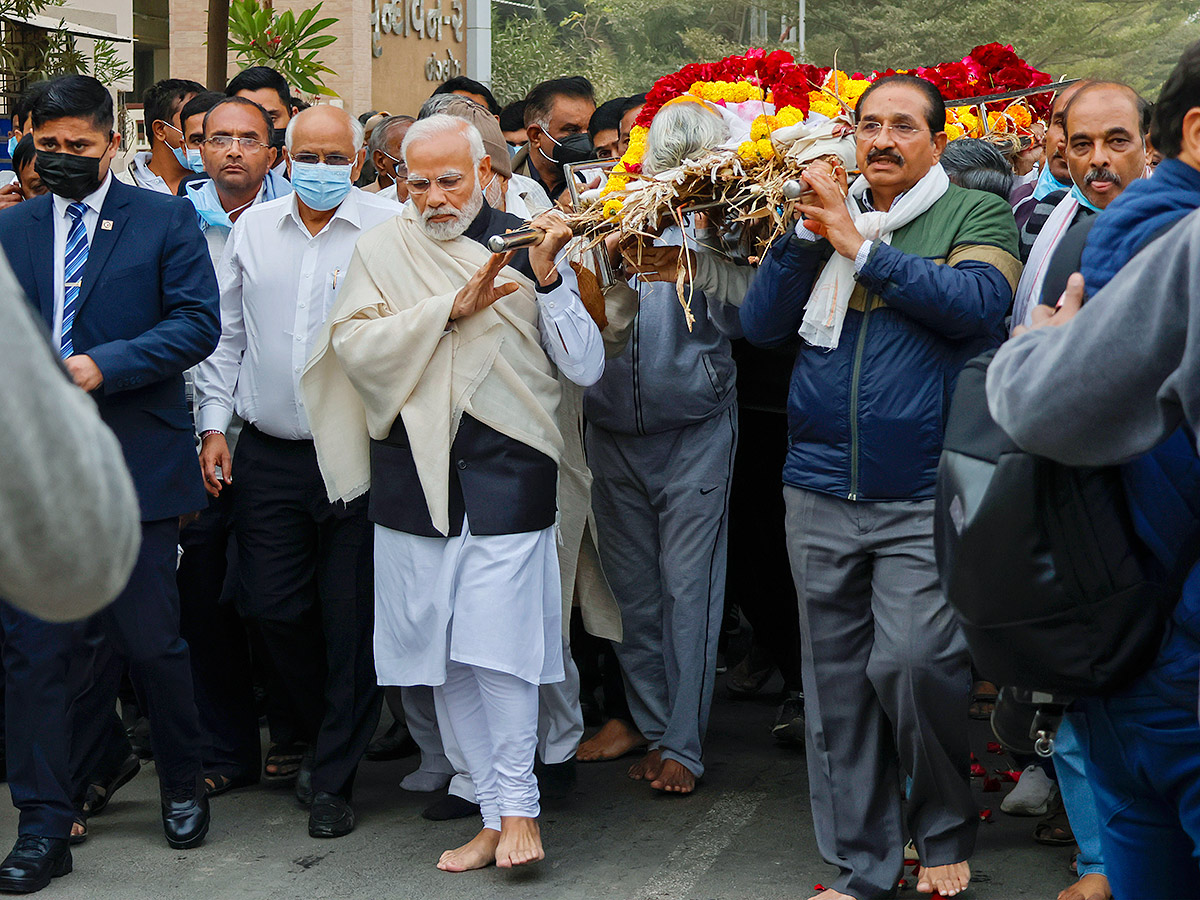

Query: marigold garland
[600,42,1056,205]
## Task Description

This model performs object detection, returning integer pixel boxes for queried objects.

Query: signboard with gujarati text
[370,0,468,114]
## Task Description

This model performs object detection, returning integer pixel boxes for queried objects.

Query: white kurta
[374,520,565,687]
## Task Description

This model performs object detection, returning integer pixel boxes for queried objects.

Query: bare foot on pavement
[1058,873,1112,900]
[577,719,647,762]
[807,889,856,900]
[495,816,544,868]
[650,758,697,794]
[918,861,971,896]
[628,748,663,782]
[437,827,500,872]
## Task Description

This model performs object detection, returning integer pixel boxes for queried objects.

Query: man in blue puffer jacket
[740,75,1021,900]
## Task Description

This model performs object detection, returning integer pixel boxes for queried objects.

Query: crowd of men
[0,35,1197,900]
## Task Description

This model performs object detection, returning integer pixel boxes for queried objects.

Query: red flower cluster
[911,43,1054,116]
[635,42,1055,130]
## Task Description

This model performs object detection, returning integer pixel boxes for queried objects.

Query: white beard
[419,186,484,241]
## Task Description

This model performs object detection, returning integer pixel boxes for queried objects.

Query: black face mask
[35,150,104,201]
[541,132,596,167]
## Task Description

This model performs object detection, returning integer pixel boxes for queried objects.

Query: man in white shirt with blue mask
[193,104,400,840]
[114,79,204,197]
[185,96,291,264]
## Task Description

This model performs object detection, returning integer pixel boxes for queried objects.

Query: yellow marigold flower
[945,123,966,141]
[987,111,1009,134]
[808,93,841,119]
[600,174,629,197]
[603,199,623,218]
[750,115,774,141]
[737,140,759,163]
[824,70,850,92]
[843,79,871,109]
[956,110,981,134]
[776,106,804,127]
[688,82,706,97]
[755,139,775,160]
[1007,104,1033,129]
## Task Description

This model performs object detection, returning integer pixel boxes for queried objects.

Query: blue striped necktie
[61,201,89,359]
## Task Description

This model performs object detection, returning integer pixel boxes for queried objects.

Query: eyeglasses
[205,135,271,154]
[405,173,466,195]
[291,151,354,167]
[855,121,927,141]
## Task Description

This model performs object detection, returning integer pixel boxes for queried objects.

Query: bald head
[285,105,363,156]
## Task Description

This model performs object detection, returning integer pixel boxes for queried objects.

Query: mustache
[1085,168,1121,186]
[867,148,904,166]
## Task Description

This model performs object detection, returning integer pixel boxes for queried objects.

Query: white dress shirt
[377,181,398,203]
[532,260,605,387]
[194,187,403,440]
[52,173,113,348]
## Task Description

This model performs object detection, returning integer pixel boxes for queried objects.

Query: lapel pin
[101,219,113,230]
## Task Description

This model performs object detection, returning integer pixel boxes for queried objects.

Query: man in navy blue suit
[0,74,220,893]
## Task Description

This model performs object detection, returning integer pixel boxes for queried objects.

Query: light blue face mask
[185,182,253,230]
[6,135,17,158]
[290,161,353,211]
[172,145,206,174]
[1068,182,1103,213]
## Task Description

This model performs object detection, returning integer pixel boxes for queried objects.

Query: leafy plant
[227,0,340,97]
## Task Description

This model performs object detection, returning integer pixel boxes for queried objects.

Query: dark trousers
[233,425,381,798]
[726,407,801,691]
[67,626,133,806]
[2,518,203,838]
[178,489,261,779]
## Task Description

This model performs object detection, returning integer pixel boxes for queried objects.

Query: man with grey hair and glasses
[367,114,414,201]
[301,113,604,871]
[194,104,401,840]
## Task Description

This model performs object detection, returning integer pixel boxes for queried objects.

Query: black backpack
[934,350,1175,696]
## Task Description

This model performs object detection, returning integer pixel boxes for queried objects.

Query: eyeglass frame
[404,171,469,195]
[290,150,356,167]
[203,134,272,154]
[854,120,932,142]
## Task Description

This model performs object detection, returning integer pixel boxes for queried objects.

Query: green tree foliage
[492,0,1200,104]
[0,0,134,87]
[227,0,340,97]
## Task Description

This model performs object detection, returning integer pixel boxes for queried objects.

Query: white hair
[284,106,365,153]
[642,101,728,175]
[401,113,485,168]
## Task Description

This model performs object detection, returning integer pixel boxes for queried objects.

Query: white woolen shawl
[300,204,564,536]
[800,162,950,349]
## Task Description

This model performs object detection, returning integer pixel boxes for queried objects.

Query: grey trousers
[587,408,737,778]
[784,486,976,900]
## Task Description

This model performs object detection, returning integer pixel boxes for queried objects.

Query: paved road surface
[0,677,1075,900]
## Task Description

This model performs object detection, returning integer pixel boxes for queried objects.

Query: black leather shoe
[161,786,210,850]
[308,792,355,838]
[294,750,316,807]
[0,836,72,893]
[421,793,480,821]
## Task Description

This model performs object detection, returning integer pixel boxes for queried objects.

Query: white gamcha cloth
[373,519,565,688]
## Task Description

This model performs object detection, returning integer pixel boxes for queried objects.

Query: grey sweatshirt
[0,256,141,622]
[986,206,1200,465]
[584,231,751,436]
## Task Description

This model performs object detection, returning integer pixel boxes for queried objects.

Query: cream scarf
[300,204,564,536]
[800,162,950,349]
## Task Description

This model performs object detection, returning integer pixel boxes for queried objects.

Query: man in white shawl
[740,75,1022,900]
[301,114,605,871]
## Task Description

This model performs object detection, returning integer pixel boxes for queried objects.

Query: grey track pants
[587,408,737,778]
[784,486,976,900]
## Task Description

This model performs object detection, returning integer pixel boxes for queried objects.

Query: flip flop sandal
[1034,810,1076,846]
[263,744,307,782]
[970,681,999,720]
[204,772,258,797]
[69,817,87,846]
